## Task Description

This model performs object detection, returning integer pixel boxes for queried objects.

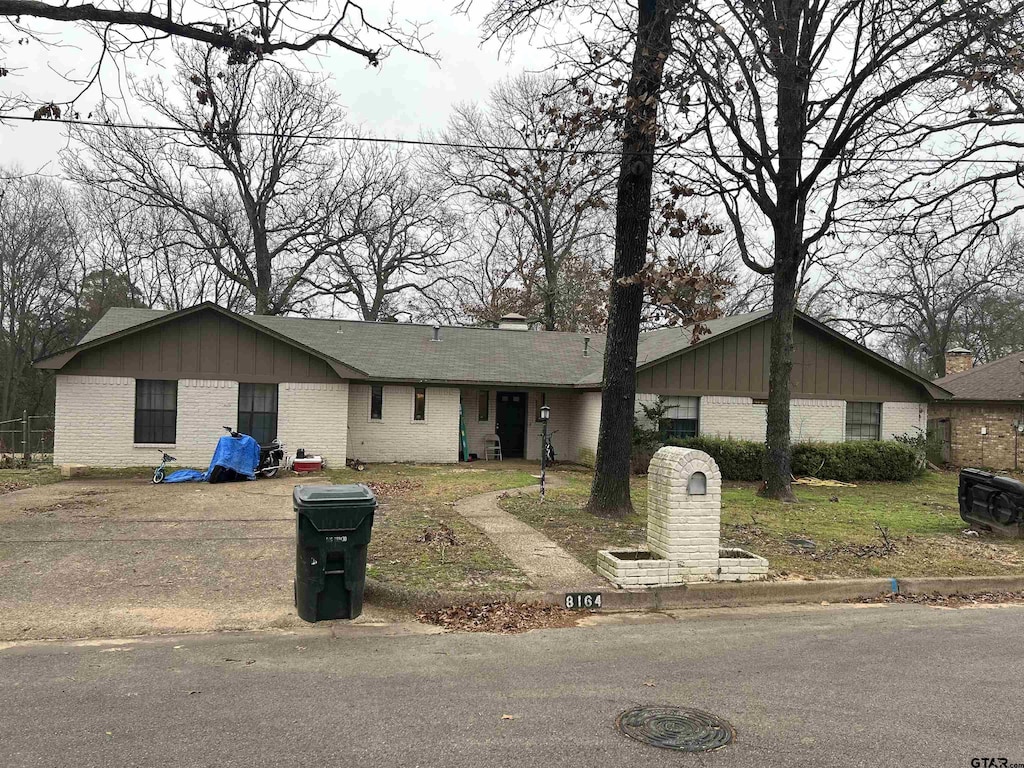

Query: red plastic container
[292,456,323,473]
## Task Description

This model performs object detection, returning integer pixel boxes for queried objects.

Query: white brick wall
[54,375,239,468]
[882,401,927,440]
[279,382,348,467]
[699,396,767,441]
[462,388,497,460]
[568,391,602,466]
[790,399,846,442]
[525,390,576,461]
[347,384,460,463]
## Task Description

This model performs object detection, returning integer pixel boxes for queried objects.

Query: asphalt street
[2,602,1022,767]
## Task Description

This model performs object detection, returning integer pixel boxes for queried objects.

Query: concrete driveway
[0,477,398,640]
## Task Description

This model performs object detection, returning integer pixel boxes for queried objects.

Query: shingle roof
[935,352,1024,401]
[76,306,609,387]
[64,304,936,396]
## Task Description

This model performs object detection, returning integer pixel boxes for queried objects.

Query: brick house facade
[37,303,946,469]
[933,350,1024,470]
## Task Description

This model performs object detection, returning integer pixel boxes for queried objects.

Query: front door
[496,391,528,458]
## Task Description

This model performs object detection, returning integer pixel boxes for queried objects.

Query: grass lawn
[499,470,1024,579]
[326,461,538,594]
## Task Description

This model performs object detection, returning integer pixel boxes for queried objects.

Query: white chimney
[498,313,530,331]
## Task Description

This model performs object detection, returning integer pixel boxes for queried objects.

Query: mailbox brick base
[597,446,769,588]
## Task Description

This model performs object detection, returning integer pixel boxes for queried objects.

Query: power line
[1,112,1022,166]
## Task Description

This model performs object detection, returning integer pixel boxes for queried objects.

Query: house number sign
[564,592,602,610]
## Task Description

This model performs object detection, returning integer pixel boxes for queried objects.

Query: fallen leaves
[365,479,423,497]
[856,590,1024,607]
[0,481,28,495]
[417,602,583,634]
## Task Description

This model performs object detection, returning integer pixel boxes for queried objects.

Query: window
[135,380,177,444]
[662,396,699,440]
[370,385,383,420]
[478,390,489,421]
[535,392,547,422]
[846,401,881,441]
[238,383,278,445]
[413,387,426,421]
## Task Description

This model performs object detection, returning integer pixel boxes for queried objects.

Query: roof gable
[37,303,365,382]
[633,310,950,401]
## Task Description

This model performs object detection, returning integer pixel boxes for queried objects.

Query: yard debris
[365,479,423,497]
[415,522,462,562]
[855,590,1024,607]
[417,601,583,634]
[416,523,461,547]
[0,481,28,495]
[793,477,857,488]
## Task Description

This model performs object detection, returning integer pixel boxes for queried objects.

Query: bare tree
[66,45,349,315]
[433,73,617,331]
[837,229,1024,376]
[0,170,82,420]
[77,185,248,311]
[656,0,1024,500]
[1,0,430,114]
[308,142,463,322]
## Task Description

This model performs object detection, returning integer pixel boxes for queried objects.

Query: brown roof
[936,352,1024,401]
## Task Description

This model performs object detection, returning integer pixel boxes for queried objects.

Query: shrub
[666,436,764,481]
[665,436,922,482]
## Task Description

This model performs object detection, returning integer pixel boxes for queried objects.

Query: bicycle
[152,450,177,484]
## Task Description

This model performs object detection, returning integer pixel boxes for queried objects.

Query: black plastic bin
[294,484,378,621]
[958,468,1024,537]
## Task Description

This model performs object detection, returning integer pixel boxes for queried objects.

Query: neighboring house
[35,303,949,468]
[931,349,1024,470]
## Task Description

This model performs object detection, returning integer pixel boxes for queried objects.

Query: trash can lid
[293,483,376,507]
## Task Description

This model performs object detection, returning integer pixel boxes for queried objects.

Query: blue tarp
[164,434,261,483]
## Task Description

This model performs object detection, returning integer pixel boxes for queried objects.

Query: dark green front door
[496,391,528,458]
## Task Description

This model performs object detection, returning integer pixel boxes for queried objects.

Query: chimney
[583,336,591,357]
[945,347,974,375]
[432,325,441,342]
[497,313,530,331]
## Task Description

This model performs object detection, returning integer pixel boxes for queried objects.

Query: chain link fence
[0,412,55,466]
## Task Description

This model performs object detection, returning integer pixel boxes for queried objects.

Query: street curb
[364,577,545,612]
[366,574,1024,614]
[537,574,1024,612]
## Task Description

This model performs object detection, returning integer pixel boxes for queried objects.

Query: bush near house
[665,436,922,482]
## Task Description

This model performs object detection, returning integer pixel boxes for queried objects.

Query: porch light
[540,404,551,422]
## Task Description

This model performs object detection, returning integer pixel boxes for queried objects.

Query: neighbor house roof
[935,351,1024,401]
[39,302,945,397]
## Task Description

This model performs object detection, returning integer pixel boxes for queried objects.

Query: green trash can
[294,484,377,622]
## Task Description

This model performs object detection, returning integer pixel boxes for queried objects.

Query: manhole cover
[615,706,735,752]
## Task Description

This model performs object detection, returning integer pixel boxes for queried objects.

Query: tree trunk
[254,239,272,315]
[762,245,800,502]
[760,3,805,502]
[586,0,676,517]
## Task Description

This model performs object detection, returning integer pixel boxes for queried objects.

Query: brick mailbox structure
[596,446,768,587]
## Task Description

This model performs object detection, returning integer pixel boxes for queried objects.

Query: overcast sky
[0,1,552,174]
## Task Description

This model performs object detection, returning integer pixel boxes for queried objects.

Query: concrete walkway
[455,483,602,592]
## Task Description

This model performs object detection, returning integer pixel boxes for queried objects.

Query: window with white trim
[663,396,699,440]
[845,401,881,441]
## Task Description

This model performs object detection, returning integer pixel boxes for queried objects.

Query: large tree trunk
[762,242,800,502]
[586,0,676,516]
[760,2,806,502]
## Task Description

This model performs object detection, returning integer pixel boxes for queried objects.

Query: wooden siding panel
[635,317,926,401]
[62,308,341,383]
